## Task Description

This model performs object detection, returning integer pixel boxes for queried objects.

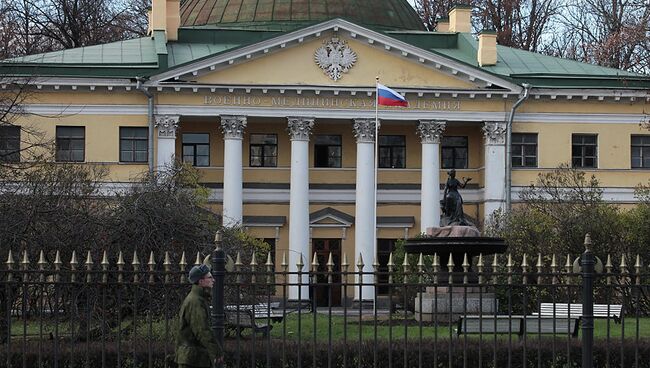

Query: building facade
[1,0,649,303]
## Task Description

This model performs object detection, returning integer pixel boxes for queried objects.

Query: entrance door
[310,239,342,307]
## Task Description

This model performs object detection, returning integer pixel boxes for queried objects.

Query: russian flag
[377,83,408,107]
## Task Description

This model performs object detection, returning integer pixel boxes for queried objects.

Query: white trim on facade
[22,103,648,124]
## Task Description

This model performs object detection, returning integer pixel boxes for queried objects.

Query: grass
[8,314,650,341]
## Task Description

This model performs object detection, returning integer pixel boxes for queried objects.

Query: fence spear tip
[148,251,156,266]
[6,249,14,265]
[85,250,93,265]
[101,250,109,265]
[266,252,273,267]
[54,250,62,265]
[70,250,77,265]
[38,250,46,265]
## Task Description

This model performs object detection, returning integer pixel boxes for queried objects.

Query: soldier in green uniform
[175,264,223,368]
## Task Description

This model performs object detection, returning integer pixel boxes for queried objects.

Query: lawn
[8,314,650,341]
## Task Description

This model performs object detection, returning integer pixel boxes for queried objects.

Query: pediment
[189,35,477,89]
[310,207,354,227]
[150,19,520,93]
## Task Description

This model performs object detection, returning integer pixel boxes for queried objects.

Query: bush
[6,337,650,368]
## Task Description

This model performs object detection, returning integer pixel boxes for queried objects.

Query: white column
[220,116,247,227]
[417,120,446,232]
[353,118,377,302]
[155,115,179,170]
[482,121,507,223]
[287,116,314,300]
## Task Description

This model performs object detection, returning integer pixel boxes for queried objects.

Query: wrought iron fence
[1,234,649,368]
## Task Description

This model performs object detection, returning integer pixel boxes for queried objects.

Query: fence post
[581,234,594,368]
[212,231,226,368]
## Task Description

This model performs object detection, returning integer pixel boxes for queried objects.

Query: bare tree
[543,0,650,72]
[412,0,561,51]
[412,0,458,31]
[0,0,149,57]
[474,0,562,51]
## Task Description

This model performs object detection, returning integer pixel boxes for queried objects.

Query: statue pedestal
[414,286,498,323]
[426,226,480,237]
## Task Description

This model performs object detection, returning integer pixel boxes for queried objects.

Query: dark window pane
[196,156,209,167]
[263,156,276,167]
[196,145,209,156]
[183,146,194,156]
[525,157,537,167]
[264,145,277,156]
[315,135,341,145]
[524,145,536,155]
[183,133,209,144]
[135,151,147,162]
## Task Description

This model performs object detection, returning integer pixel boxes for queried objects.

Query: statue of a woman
[442,169,472,226]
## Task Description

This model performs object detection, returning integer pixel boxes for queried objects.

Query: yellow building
[1,0,649,303]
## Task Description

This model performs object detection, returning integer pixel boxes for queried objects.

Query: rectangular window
[377,239,397,295]
[56,126,85,162]
[119,127,148,163]
[379,135,406,168]
[314,135,342,168]
[182,133,210,167]
[632,135,650,169]
[512,133,538,168]
[0,126,20,162]
[572,134,597,168]
[250,134,277,167]
[441,136,468,169]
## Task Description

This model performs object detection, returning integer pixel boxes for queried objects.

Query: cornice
[20,103,649,124]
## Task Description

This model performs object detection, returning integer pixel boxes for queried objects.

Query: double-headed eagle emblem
[314,37,357,81]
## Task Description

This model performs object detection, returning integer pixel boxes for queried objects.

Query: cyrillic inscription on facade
[203,95,460,111]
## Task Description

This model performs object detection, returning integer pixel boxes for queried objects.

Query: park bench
[457,315,579,337]
[533,303,623,323]
[225,308,273,338]
[225,303,284,322]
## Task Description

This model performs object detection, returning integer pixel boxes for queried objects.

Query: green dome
[180,0,426,31]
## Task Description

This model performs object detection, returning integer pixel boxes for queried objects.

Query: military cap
[188,264,211,284]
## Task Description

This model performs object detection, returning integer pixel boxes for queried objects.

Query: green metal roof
[180,0,426,31]
[2,37,158,67]
[391,32,649,88]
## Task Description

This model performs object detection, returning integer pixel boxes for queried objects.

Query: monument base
[414,287,498,322]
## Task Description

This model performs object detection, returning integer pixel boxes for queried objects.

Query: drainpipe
[505,83,531,212]
[136,77,155,176]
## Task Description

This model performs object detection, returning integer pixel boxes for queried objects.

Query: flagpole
[373,76,379,312]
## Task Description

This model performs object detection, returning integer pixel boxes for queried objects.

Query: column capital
[482,121,507,145]
[417,120,446,144]
[287,117,315,141]
[155,115,179,138]
[220,115,247,139]
[353,118,379,143]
